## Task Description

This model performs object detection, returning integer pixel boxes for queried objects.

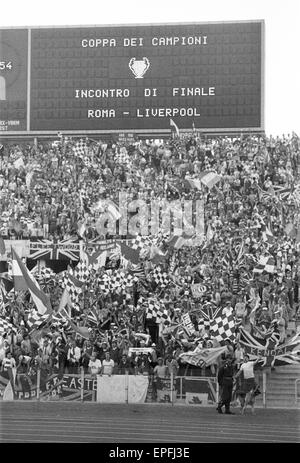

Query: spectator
[118,353,133,375]
[101,352,114,376]
[88,352,102,377]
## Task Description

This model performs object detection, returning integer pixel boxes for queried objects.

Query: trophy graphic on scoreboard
[129,57,150,79]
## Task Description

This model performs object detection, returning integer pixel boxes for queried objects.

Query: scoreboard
[0,21,264,134]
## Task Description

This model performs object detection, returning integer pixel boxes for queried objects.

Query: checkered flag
[110,270,138,292]
[121,273,139,289]
[26,310,51,331]
[110,270,126,291]
[253,256,275,274]
[146,298,171,325]
[197,318,211,331]
[0,318,17,335]
[151,267,171,287]
[136,295,148,310]
[131,235,153,253]
[153,231,170,247]
[63,273,84,309]
[210,314,236,344]
[73,139,87,157]
[98,273,112,295]
[74,261,90,283]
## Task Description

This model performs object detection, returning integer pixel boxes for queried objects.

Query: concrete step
[252,398,299,408]
[265,394,297,400]
[268,386,298,392]
[264,404,300,409]
[267,372,299,377]
[273,366,300,372]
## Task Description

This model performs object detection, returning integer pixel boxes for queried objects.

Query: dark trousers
[218,382,233,411]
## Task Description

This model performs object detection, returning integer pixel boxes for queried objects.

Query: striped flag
[239,327,300,367]
[86,308,99,327]
[12,248,52,315]
[127,262,146,280]
[170,118,180,137]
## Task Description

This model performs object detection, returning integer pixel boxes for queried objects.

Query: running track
[0,402,299,443]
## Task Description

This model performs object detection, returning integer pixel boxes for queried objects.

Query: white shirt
[102,359,114,375]
[88,359,102,375]
[240,361,255,379]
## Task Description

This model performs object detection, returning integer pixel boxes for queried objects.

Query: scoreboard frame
[0,20,265,137]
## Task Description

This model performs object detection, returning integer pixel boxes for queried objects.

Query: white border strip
[26,28,31,131]
[260,20,265,131]
[0,19,265,30]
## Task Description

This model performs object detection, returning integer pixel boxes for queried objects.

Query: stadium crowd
[0,131,299,392]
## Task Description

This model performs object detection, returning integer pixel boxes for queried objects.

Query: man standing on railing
[216,354,235,415]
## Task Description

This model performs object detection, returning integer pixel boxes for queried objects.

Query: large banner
[0,238,133,262]
[96,375,148,403]
[39,373,96,401]
[0,370,96,401]
[29,238,81,261]
[0,369,38,400]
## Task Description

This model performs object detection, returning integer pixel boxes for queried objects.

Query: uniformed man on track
[216,353,235,415]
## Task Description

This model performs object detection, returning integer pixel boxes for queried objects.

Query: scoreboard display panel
[0,21,264,134]
[0,29,28,131]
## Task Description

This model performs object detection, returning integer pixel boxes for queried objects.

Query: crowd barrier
[1,368,270,407]
[0,368,220,406]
